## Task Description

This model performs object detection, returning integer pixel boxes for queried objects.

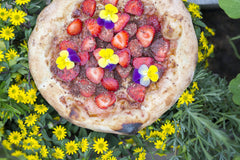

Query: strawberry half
[124,0,144,16]
[101,78,119,91]
[76,78,96,97]
[111,30,129,50]
[59,40,78,51]
[128,39,143,57]
[81,36,96,52]
[127,84,146,103]
[95,92,116,109]
[93,48,102,61]
[132,57,154,69]
[86,67,104,84]
[151,38,170,61]
[78,51,90,66]
[116,65,132,79]
[116,48,131,68]
[136,25,155,48]
[55,65,80,82]
[85,18,102,37]
[104,0,119,6]
[81,0,96,17]
[99,27,114,42]
[67,19,82,36]
[114,13,130,33]
[124,23,137,38]
[147,15,161,32]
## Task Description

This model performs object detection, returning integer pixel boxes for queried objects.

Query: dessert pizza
[28,0,198,135]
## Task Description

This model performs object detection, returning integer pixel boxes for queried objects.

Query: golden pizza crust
[28,0,198,135]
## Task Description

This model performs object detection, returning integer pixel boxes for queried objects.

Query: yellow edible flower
[99,4,118,23]
[56,50,74,70]
[98,48,119,68]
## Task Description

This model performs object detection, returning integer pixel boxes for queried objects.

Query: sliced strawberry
[151,38,170,61]
[93,48,102,61]
[136,25,155,48]
[85,56,98,68]
[124,0,144,16]
[132,57,154,69]
[104,0,119,6]
[85,19,102,37]
[114,13,130,33]
[54,65,80,82]
[127,84,145,102]
[111,30,129,50]
[81,0,96,17]
[67,19,82,36]
[59,40,78,51]
[147,15,161,32]
[128,39,143,57]
[81,36,96,52]
[124,23,137,38]
[116,48,131,68]
[99,27,114,42]
[101,78,119,91]
[78,51,90,66]
[95,92,116,109]
[76,78,96,97]
[86,67,104,84]
[116,65,132,79]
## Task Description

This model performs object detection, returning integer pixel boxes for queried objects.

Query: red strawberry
[136,25,155,48]
[124,23,137,38]
[78,51,90,66]
[128,39,143,57]
[81,36,96,52]
[147,15,161,32]
[81,0,96,17]
[85,19,102,37]
[111,30,129,49]
[127,84,146,102]
[132,57,154,69]
[86,67,104,84]
[67,19,82,36]
[116,48,131,68]
[101,78,119,91]
[99,27,114,42]
[76,78,96,97]
[93,48,102,61]
[124,0,144,16]
[114,13,130,33]
[59,40,78,51]
[95,92,116,109]
[55,65,80,82]
[116,65,132,78]
[104,0,119,6]
[151,38,170,61]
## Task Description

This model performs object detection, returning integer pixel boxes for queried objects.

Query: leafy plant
[219,0,240,19]
[229,74,240,105]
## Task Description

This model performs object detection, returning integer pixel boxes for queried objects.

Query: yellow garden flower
[8,131,22,145]
[154,140,166,151]
[10,9,27,26]
[5,48,19,61]
[52,147,65,160]
[0,26,15,41]
[16,89,27,104]
[93,137,109,154]
[100,4,118,23]
[205,26,215,36]
[53,125,67,140]
[134,147,144,154]
[199,31,208,50]
[0,65,5,73]
[22,137,40,150]
[26,88,37,104]
[98,48,119,68]
[0,7,9,21]
[0,50,4,61]
[161,122,175,135]
[11,150,25,157]
[177,90,195,107]
[15,0,31,5]
[26,154,39,160]
[25,114,38,127]
[188,3,202,19]
[8,84,20,99]
[207,44,214,57]
[79,138,89,152]
[2,139,12,150]
[136,150,146,160]
[56,50,75,70]
[40,145,49,158]
[101,150,113,160]
[34,104,48,114]
[65,140,78,155]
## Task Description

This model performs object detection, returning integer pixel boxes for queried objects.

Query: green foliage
[229,74,240,105]
[219,0,240,19]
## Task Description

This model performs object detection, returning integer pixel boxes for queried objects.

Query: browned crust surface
[28,0,198,135]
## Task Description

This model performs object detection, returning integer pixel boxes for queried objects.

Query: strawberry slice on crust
[59,40,78,51]
[78,51,90,66]
[81,36,96,52]
[111,30,129,50]
[85,18,102,37]
[86,67,104,84]
[128,39,143,57]
[116,65,132,79]
[136,25,155,48]
[81,0,96,17]
[101,78,119,91]
[93,48,102,61]
[124,0,144,16]
[116,48,131,68]
[127,84,146,103]
[99,27,114,42]
[114,13,130,33]
[104,0,119,6]
[151,38,170,62]
[76,78,96,97]
[132,57,154,69]
[67,19,82,36]
[95,92,116,109]
[55,66,80,82]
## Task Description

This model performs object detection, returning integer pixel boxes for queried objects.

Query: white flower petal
[138,64,148,76]
[140,76,150,87]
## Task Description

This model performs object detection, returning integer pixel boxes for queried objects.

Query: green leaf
[219,0,240,19]
[229,74,240,105]
[0,40,6,50]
